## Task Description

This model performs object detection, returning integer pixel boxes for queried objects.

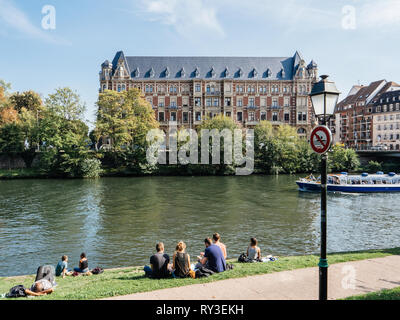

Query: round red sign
[310,126,332,154]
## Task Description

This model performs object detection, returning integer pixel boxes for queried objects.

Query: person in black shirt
[144,242,171,279]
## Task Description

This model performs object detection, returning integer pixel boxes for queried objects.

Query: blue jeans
[144,265,152,277]
[74,267,88,273]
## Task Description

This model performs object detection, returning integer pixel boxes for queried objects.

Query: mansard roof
[106,51,310,81]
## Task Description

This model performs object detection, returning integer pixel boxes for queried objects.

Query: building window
[272,99,278,107]
[170,112,177,121]
[237,98,243,107]
[206,85,211,93]
[118,85,121,92]
[183,112,188,123]
[237,112,243,122]
[272,112,278,122]
[158,112,165,122]
[249,112,255,121]
[195,84,201,92]
[170,101,176,108]
[195,97,201,106]
[206,98,212,107]
[183,97,189,107]
[261,112,266,121]
[284,113,290,121]
[225,98,231,106]
[249,98,255,107]
[226,111,232,117]
[213,98,219,107]
[195,112,201,121]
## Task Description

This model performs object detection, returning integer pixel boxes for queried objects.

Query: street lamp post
[309,75,340,300]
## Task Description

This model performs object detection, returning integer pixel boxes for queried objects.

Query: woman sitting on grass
[74,252,89,274]
[247,237,262,262]
[172,241,191,278]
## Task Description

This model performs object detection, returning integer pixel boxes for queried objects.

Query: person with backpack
[198,238,226,273]
[24,265,56,296]
[74,252,89,274]
[247,237,262,261]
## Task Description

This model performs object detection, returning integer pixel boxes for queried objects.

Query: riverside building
[333,80,400,149]
[99,51,319,138]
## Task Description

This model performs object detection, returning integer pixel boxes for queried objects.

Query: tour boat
[296,172,400,193]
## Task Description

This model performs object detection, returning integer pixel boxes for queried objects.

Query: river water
[0,175,399,277]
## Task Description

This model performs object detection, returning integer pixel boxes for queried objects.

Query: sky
[1,0,400,127]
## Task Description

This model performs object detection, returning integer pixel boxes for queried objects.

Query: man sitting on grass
[198,238,226,273]
[55,255,72,278]
[144,242,171,279]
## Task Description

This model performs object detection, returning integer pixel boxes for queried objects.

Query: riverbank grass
[345,286,400,300]
[0,248,399,300]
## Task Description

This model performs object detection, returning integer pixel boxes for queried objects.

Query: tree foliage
[45,87,86,121]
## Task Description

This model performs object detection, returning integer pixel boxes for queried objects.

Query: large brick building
[333,80,400,149]
[99,51,319,138]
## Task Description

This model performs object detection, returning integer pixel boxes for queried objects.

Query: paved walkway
[104,255,400,300]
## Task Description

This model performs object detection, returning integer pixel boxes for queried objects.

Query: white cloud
[0,0,70,45]
[140,0,225,38]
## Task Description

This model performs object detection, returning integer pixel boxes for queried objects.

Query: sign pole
[319,152,328,300]
[309,123,332,300]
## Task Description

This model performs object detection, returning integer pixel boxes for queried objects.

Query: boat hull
[296,181,400,193]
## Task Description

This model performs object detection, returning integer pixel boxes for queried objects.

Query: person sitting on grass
[199,237,226,273]
[212,233,227,259]
[25,265,56,296]
[247,237,262,262]
[55,255,72,278]
[172,241,191,278]
[144,242,171,279]
[74,252,89,273]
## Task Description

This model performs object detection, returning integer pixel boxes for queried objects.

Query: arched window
[297,128,306,135]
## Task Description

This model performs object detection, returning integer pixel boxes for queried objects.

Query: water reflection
[0,176,399,276]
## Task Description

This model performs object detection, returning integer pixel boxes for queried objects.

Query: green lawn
[0,168,45,179]
[1,247,399,300]
[345,286,400,300]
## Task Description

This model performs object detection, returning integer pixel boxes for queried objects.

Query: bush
[365,161,382,173]
[79,158,102,179]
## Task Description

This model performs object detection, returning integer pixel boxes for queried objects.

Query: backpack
[91,267,104,275]
[6,285,27,298]
[226,263,234,270]
[238,253,248,263]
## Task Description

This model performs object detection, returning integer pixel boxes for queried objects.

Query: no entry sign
[310,126,332,154]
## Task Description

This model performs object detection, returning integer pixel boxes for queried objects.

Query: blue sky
[1,0,400,127]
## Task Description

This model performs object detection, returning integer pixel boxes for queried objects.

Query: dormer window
[281,68,285,78]
[252,68,258,78]
[210,67,216,78]
[194,67,200,78]
[237,68,243,77]
[149,68,155,78]
[164,67,170,78]
[224,67,229,78]
[133,68,140,78]
[266,68,272,78]
[180,68,185,78]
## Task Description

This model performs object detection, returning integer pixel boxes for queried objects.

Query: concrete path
[104,255,400,300]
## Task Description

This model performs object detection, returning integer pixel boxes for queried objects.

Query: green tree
[9,91,43,114]
[328,144,360,172]
[45,87,86,121]
[94,88,159,170]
